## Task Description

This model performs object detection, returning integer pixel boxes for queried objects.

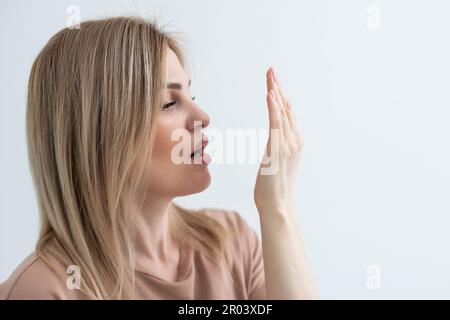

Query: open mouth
[188,135,211,165]
[190,136,209,159]
[190,147,203,159]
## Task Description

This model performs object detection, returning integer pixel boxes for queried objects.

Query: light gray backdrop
[1,0,449,299]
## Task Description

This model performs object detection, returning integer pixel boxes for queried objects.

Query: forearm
[258,207,319,299]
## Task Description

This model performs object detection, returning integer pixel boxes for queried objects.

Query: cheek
[151,120,180,166]
[146,121,183,192]
[144,116,211,197]
[152,124,174,158]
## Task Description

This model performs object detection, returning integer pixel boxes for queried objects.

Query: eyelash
[162,96,196,110]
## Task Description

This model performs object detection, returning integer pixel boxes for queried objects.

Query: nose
[187,102,210,132]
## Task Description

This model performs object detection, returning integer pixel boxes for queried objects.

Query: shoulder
[201,207,266,299]
[201,207,258,238]
[200,207,261,258]
[0,251,85,300]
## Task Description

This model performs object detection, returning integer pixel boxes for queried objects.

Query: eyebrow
[166,79,191,90]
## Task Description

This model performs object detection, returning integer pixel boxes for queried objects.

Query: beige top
[0,209,266,300]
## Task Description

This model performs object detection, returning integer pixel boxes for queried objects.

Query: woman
[0,16,318,300]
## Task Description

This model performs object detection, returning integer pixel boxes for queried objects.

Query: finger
[270,68,297,143]
[267,89,285,150]
[270,68,291,123]
[269,68,288,120]
[271,68,302,139]
[266,70,283,130]
[268,69,295,147]
[268,70,288,125]
[282,94,302,142]
[277,84,300,136]
[267,89,282,132]
[266,68,274,96]
[280,93,303,151]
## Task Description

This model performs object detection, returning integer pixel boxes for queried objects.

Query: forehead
[166,48,189,81]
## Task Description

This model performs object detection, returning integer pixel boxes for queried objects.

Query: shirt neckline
[135,244,193,283]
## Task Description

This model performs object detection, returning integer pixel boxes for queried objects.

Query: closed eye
[162,96,196,110]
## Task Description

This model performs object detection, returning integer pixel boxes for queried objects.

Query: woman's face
[145,48,211,198]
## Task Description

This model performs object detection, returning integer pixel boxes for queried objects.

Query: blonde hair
[26,16,233,299]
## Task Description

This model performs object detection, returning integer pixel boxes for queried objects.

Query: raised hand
[254,66,304,217]
[252,67,318,299]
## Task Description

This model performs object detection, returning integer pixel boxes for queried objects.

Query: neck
[133,193,177,263]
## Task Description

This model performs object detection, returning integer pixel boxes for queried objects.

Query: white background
[1,0,450,299]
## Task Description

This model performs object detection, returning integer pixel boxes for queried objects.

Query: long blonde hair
[26,16,233,299]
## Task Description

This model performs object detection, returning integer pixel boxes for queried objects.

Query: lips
[190,135,209,158]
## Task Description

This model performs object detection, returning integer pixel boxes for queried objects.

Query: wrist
[256,200,293,215]
[257,205,292,222]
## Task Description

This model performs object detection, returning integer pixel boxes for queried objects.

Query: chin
[178,171,211,196]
